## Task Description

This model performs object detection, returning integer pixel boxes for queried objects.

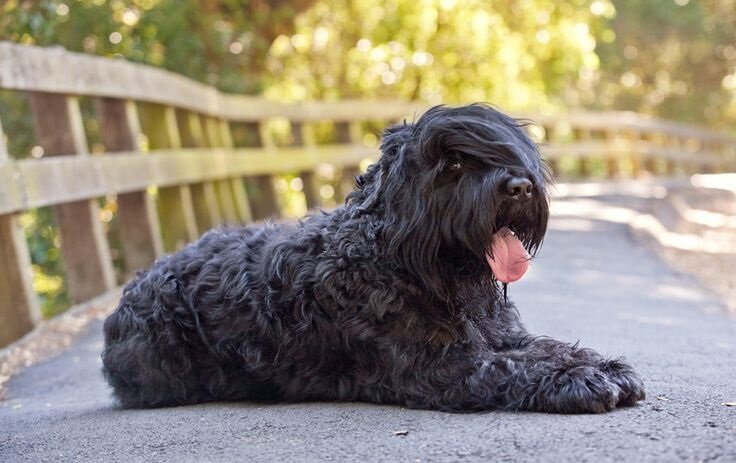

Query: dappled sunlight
[550,179,736,314]
[523,225,725,312]
[652,283,709,303]
[691,174,736,192]
[668,194,736,229]
[553,181,669,199]
[630,214,719,253]
[681,207,736,229]
[552,196,736,254]
[547,217,598,232]
[616,313,686,327]
[551,198,638,224]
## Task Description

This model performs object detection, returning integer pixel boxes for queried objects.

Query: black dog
[102,104,645,413]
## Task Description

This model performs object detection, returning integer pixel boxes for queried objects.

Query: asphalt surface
[1,201,735,462]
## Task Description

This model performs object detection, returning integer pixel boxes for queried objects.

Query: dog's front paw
[527,365,623,414]
[600,359,646,407]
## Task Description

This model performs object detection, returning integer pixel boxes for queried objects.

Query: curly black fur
[102,104,645,413]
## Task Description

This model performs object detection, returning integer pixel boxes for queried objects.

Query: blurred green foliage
[4,0,734,131]
[0,0,315,94]
[264,0,608,110]
[18,208,71,317]
[1,0,735,316]
[595,0,736,129]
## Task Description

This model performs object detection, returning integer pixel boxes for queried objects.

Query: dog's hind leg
[101,304,206,408]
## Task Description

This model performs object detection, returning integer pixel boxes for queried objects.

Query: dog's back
[102,222,291,408]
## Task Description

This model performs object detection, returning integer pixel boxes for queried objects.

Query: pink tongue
[486,227,530,283]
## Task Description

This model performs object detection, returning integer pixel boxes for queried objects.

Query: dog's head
[348,103,551,297]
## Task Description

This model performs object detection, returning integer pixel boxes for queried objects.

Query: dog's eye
[446,161,462,171]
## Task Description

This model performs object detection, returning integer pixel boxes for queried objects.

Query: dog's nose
[504,177,533,201]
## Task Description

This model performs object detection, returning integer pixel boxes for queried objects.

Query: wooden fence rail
[0,42,734,346]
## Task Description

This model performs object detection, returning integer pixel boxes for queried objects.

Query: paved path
[2,203,735,462]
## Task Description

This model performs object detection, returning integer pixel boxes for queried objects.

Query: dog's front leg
[389,339,644,413]
[493,335,646,413]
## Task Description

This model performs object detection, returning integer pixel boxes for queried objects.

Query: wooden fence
[0,42,734,347]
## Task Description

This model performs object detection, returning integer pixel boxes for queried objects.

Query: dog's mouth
[485,227,530,284]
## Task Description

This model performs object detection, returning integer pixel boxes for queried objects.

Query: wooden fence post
[575,128,592,177]
[239,122,281,220]
[0,115,41,346]
[291,121,321,210]
[218,119,253,223]
[203,116,239,223]
[542,125,559,177]
[700,141,717,173]
[97,98,163,276]
[715,141,731,172]
[624,129,644,176]
[725,141,736,171]
[335,121,362,203]
[28,93,116,302]
[602,130,619,178]
[138,103,199,251]
[641,131,659,175]
[178,111,222,232]
[665,134,680,175]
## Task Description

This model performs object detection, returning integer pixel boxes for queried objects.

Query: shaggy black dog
[102,104,645,413]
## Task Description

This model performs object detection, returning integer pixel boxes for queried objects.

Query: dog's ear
[350,122,414,211]
[352,162,383,211]
[380,121,415,158]
[415,114,461,169]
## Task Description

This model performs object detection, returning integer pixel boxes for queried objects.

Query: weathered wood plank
[0,214,42,346]
[240,122,281,221]
[657,135,680,175]
[0,114,19,213]
[219,119,252,223]
[640,132,659,174]
[3,43,736,148]
[138,103,198,251]
[600,130,619,177]
[180,111,222,232]
[540,125,560,176]
[203,116,239,224]
[0,43,422,124]
[291,121,321,210]
[335,121,363,203]
[529,111,735,144]
[189,182,221,231]
[2,140,726,215]
[622,130,644,176]
[0,162,23,214]
[213,180,239,224]
[97,98,163,275]
[7,145,374,212]
[28,92,116,303]
[0,116,41,347]
[574,128,592,177]
[542,141,724,164]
